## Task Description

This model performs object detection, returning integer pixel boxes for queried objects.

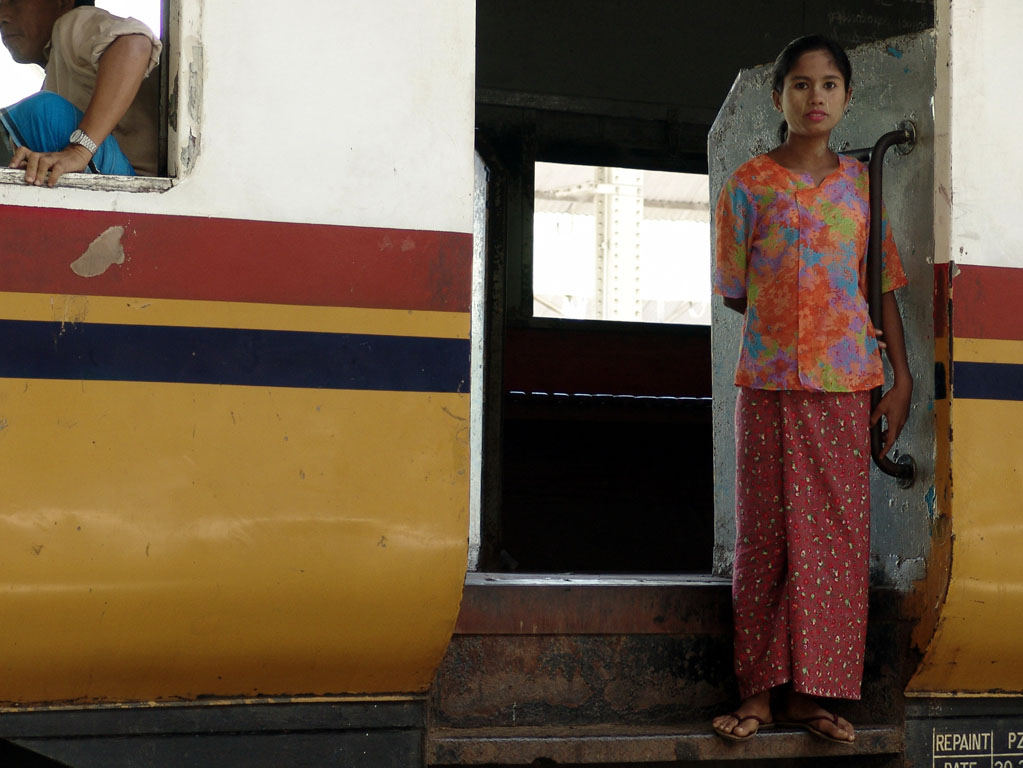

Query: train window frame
[0,0,197,193]
[478,105,711,334]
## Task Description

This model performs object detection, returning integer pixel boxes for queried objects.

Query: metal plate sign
[930,726,1023,767]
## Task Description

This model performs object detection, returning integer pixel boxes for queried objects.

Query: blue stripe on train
[953,362,1023,401]
[0,320,469,393]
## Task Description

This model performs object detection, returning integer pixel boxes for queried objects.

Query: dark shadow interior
[475,0,934,573]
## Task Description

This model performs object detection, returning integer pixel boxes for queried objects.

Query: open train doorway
[490,160,715,573]
[471,0,935,576]
[428,3,940,758]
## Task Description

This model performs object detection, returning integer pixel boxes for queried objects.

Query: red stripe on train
[0,206,471,312]
[952,263,1023,341]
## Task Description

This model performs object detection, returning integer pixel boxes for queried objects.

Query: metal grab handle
[866,121,916,487]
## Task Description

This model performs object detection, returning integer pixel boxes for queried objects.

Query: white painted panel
[948,0,1023,267]
[933,0,951,267]
[467,152,487,571]
[0,0,476,235]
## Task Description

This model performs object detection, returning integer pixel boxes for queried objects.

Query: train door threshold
[427,723,903,765]
[427,573,908,766]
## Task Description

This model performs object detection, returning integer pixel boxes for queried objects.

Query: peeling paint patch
[887,46,904,58]
[187,45,203,124]
[925,485,937,520]
[182,130,201,173]
[71,227,126,277]
[179,44,204,173]
[53,295,89,327]
[0,417,7,432]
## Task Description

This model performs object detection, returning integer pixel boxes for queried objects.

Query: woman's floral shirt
[714,153,908,392]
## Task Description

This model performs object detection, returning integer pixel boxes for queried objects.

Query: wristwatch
[69,128,98,156]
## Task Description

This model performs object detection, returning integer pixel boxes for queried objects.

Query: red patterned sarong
[732,387,871,700]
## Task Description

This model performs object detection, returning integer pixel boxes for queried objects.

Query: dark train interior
[473,0,934,573]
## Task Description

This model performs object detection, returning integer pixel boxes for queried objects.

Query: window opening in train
[0,0,169,182]
[532,162,711,326]
[492,159,715,574]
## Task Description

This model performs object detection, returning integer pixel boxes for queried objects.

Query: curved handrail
[867,123,916,487]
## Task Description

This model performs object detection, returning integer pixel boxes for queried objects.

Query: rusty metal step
[430,574,735,730]
[430,576,908,732]
[427,723,904,765]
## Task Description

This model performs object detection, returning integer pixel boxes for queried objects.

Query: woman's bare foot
[779,690,854,743]
[712,690,772,739]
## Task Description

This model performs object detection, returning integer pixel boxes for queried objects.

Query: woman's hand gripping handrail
[867,121,916,487]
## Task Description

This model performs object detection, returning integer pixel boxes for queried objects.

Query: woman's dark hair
[74,1,96,6]
[772,35,852,143]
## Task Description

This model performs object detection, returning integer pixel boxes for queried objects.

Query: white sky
[534,214,710,303]
[532,162,712,324]
[0,1,161,106]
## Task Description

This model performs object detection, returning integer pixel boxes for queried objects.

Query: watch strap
[69,128,98,156]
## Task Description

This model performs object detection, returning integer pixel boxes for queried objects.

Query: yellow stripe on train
[909,397,1023,692]
[954,337,1023,366]
[0,377,468,702]
[0,291,470,339]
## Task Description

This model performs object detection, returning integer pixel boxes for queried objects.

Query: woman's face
[772,49,851,140]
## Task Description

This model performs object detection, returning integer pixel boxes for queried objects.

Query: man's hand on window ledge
[0,166,173,194]
[10,143,94,187]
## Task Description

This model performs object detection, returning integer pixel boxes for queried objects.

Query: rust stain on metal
[453,582,730,636]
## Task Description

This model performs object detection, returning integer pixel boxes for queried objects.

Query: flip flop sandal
[712,713,774,742]
[778,713,855,745]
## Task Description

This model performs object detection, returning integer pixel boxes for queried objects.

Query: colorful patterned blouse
[714,153,908,392]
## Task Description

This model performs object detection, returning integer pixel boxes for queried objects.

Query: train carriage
[0,1,475,765]
[0,1,1021,767]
